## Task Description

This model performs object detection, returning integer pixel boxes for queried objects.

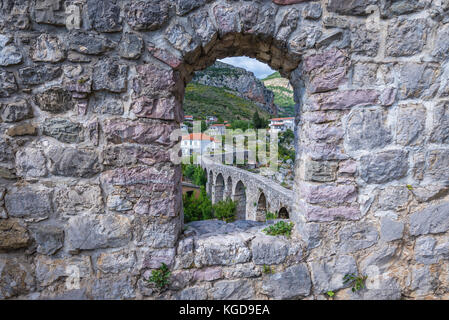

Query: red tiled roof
[270,117,294,121]
[182,133,217,142]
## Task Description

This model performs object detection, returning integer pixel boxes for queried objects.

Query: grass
[263,221,294,237]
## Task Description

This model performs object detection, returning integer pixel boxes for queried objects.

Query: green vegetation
[252,111,269,129]
[262,72,295,117]
[213,198,237,223]
[326,291,335,297]
[343,273,368,292]
[148,263,171,290]
[183,82,271,122]
[230,119,253,131]
[182,164,207,187]
[183,186,213,223]
[263,71,282,81]
[265,211,278,220]
[263,264,273,274]
[263,221,294,237]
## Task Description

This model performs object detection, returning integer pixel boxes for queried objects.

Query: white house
[207,123,230,136]
[269,117,294,133]
[181,133,219,157]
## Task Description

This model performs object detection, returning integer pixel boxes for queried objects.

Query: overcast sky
[218,56,275,79]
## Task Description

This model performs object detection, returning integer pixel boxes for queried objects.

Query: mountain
[190,61,276,115]
[183,82,271,122]
[262,72,295,117]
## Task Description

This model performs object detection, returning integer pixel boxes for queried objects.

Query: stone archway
[234,181,247,220]
[256,192,267,221]
[279,207,289,219]
[225,176,233,200]
[213,173,224,203]
[0,0,446,301]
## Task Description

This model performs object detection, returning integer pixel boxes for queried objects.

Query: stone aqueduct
[201,157,293,221]
[0,0,449,300]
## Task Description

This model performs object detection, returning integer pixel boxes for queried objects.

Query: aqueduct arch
[0,0,448,300]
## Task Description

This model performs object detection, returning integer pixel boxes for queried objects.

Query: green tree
[183,186,213,223]
[213,198,237,223]
[253,111,268,129]
[201,120,208,132]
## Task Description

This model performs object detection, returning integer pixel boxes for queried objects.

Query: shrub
[213,198,237,223]
[148,263,171,290]
[265,211,278,220]
[263,221,294,237]
[183,186,213,223]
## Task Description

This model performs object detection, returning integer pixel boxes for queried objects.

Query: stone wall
[0,0,449,300]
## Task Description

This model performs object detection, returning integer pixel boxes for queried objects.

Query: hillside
[191,61,276,115]
[262,72,295,117]
[183,83,271,122]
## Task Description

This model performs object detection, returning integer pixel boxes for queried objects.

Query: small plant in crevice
[343,273,368,292]
[407,184,413,190]
[263,264,273,274]
[148,263,171,290]
[263,221,294,237]
[326,291,335,298]
[265,211,277,220]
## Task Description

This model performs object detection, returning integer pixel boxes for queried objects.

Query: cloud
[218,56,275,79]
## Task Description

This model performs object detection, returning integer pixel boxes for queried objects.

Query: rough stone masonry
[0,0,449,300]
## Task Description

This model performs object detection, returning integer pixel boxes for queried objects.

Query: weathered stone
[138,219,181,248]
[131,96,182,121]
[396,103,426,146]
[303,3,322,19]
[48,146,101,178]
[288,25,322,55]
[301,184,357,206]
[34,88,74,114]
[350,23,379,57]
[6,123,37,137]
[350,276,402,300]
[262,264,311,299]
[118,33,143,60]
[68,31,116,55]
[327,0,377,16]
[34,0,66,25]
[106,195,133,212]
[210,279,254,300]
[359,150,408,184]
[0,257,34,299]
[103,118,176,146]
[30,34,65,62]
[398,63,440,100]
[422,149,449,183]
[386,19,427,57]
[141,248,176,269]
[309,89,379,111]
[193,267,222,281]
[410,265,435,297]
[18,65,61,85]
[176,0,206,16]
[337,223,379,254]
[42,118,83,144]
[303,48,349,93]
[0,70,17,97]
[222,263,261,279]
[0,99,32,123]
[147,43,183,69]
[55,184,103,216]
[5,187,52,220]
[409,202,449,236]
[15,146,47,179]
[380,0,427,19]
[87,0,122,33]
[305,204,361,222]
[127,1,169,31]
[0,219,30,251]
[430,102,449,144]
[30,224,64,255]
[213,3,240,36]
[380,217,404,242]
[194,233,252,267]
[0,34,22,66]
[133,64,181,96]
[92,59,128,93]
[412,185,449,203]
[66,215,132,252]
[345,108,391,152]
[35,255,91,287]
[251,235,288,265]
[97,250,136,274]
[176,286,208,300]
[377,186,410,211]
[304,159,338,182]
[432,23,449,59]
[165,22,200,61]
[310,255,357,293]
[102,144,171,167]
[189,8,217,48]
[414,236,439,265]
[276,8,300,43]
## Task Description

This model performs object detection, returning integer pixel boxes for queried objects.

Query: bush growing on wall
[213,198,237,223]
[183,186,213,223]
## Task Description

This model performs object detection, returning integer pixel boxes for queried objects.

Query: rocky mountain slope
[262,72,295,117]
[190,61,277,115]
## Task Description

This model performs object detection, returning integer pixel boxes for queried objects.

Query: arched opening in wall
[234,181,247,220]
[214,173,225,204]
[278,207,289,219]
[225,176,233,200]
[256,192,267,222]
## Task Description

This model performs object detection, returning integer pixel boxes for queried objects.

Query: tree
[201,120,208,132]
[253,111,268,129]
